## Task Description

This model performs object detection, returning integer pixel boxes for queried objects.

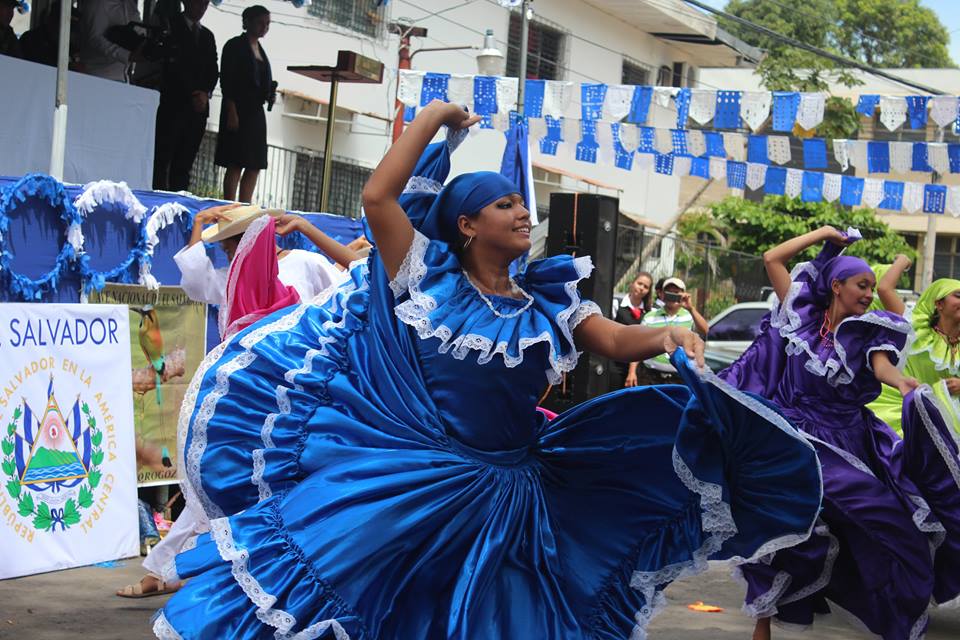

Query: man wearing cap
[173,203,356,312]
[640,277,709,372]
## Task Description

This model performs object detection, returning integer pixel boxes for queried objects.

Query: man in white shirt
[78,0,141,82]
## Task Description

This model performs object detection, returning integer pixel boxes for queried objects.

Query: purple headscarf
[812,256,874,303]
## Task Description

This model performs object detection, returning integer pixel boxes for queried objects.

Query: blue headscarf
[400,138,521,246]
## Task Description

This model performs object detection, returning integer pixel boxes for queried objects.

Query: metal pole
[516,0,529,115]
[320,77,339,212]
[922,127,946,289]
[392,31,412,143]
[49,0,72,179]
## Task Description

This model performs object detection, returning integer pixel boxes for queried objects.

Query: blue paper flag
[764,167,787,195]
[473,76,499,115]
[523,79,545,118]
[637,127,656,154]
[924,184,947,214]
[612,124,634,170]
[654,153,674,175]
[479,114,495,129]
[705,132,726,157]
[856,95,880,116]
[867,141,890,174]
[690,157,710,179]
[802,138,828,169]
[713,91,742,129]
[403,105,417,122]
[628,86,653,124]
[913,143,933,172]
[801,171,824,202]
[727,161,747,189]
[747,135,768,164]
[840,175,865,207]
[420,72,449,106]
[906,96,930,130]
[771,92,800,132]
[675,88,691,129]
[879,181,904,211]
[672,130,689,156]
[581,83,607,122]
[950,144,960,173]
[540,116,563,155]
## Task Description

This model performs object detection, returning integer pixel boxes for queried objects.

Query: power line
[681,0,945,95]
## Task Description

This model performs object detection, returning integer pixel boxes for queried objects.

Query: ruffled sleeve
[771,258,914,386]
[389,230,601,384]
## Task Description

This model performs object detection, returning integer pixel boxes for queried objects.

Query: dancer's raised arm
[876,254,912,315]
[362,101,480,278]
[763,226,849,301]
[575,315,705,368]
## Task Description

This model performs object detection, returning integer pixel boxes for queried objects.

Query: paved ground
[1,559,959,639]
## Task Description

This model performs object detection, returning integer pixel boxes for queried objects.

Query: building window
[506,13,564,80]
[934,235,960,280]
[308,0,386,38]
[622,59,651,85]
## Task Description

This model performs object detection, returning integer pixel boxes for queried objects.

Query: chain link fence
[615,219,768,318]
[189,130,372,218]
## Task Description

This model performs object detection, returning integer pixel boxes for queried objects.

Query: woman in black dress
[216,5,272,203]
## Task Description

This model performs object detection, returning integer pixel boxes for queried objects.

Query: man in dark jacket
[152,0,217,192]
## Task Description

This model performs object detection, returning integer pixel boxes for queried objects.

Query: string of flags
[398,70,960,133]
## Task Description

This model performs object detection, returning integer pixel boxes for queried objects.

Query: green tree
[834,0,953,69]
[709,196,915,265]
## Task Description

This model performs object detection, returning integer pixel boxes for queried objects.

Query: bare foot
[752,617,771,640]
[116,574,179,597]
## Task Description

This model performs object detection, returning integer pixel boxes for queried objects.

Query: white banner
[0,304,138,579]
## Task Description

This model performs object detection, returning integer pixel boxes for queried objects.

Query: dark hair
[654,277,665,292]
[931,311,941,328]
[634,271,654,311]
[242,5,270,30]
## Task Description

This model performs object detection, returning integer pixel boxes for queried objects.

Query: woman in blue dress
[153,101,825,639]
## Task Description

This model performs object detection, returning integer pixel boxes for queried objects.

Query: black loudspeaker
[541,192,619,412]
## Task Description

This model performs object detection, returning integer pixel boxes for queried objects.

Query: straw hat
[200,206,282,243]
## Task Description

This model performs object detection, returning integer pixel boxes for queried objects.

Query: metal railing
[615,220,768,318]
[189,130,372,218]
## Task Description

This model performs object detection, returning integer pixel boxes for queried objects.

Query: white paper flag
[930,96,960,128]
[634,154,654,173]
[796,93,826,130]
[822,173,842,202]
[446,74,474,108]
[903,182,925,213]
[653,87,675,109]
[673,156,692,177]
[603,84,633,121]
[495,77,519,114]
[890,141,913,174]
[686,129,706,158]
[654,127,674,154]
[929,143,950,175]
[543,81,573,119]
[746,162,767,190]
[785,168,804,198]
[879,96,907,131]
[398,70,424,107]
[528,117,547,141]
[948,186,960,217]
[847,140,868,171]
[596,122,615,166]
[862,179,885,208]
[723,132,746,161]
[563,117,581,144]
[740,91,772,132]
[619,123,640,153]
[768,136,792,165]
[833,139,850,172]
[688,89,717,125]
[709,157,727,180]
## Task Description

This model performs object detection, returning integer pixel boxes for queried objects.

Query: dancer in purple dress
[721,225,960,640]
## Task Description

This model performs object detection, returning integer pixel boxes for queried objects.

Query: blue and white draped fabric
[154,152,825,640]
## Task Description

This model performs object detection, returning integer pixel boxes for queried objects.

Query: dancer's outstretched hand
[664,327,705,369]
[897,377,920,397]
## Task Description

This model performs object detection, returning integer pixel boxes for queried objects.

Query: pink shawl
[219,215,301,340]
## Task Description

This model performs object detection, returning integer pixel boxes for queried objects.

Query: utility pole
[389,23,428,143]
[49,0,72,179]
[516,1,530,115]
[922,127,946,289]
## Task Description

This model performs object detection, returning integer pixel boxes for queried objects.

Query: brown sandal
[116,575,179,598]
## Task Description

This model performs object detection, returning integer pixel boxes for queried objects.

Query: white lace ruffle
[209,516,351,640]
[914,386,960,490]
[402,175,443,196]
[778,524,839,606]
[152,612,183,640]
[391,230,596,385]
[741,570,791,618]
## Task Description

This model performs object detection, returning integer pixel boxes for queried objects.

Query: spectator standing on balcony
[216,5,273,203]
[614,271,653,387]
[78,0,142,82]
[152,0,218,192]
[0,0,23,59]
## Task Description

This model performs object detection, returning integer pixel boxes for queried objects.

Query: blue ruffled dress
[154,230,824,640]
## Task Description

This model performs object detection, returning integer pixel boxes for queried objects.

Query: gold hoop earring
[463,236,474,250]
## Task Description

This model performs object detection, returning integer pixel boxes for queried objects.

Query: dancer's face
[220,236,241,263]
[936,290,960,326]
[832,271,875,317]
[459,193,531,258]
